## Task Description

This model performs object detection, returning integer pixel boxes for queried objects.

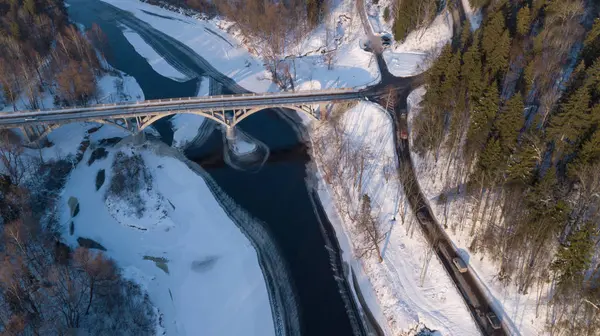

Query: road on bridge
[0,90,364,129]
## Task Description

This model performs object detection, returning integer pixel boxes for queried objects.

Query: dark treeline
[0,0,106,110]
[412,0,600,333]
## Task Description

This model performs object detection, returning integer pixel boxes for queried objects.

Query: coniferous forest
[411,0,600,333]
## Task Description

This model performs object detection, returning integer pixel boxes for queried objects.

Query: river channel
[67,0,361,335]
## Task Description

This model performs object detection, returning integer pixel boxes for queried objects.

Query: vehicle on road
[452,257,468,273]
[400,129,408,140]
[24,117,38,121]
[486,312,502,330]
[400,111,407,119]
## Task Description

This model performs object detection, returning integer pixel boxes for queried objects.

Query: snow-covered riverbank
[59,139,277,336]
[309,102,480,335]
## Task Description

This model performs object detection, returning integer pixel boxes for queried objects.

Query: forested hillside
[0,0,105,110]
[412,0,600,333]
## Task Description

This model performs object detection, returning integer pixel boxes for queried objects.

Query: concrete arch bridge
[0,89,365,144]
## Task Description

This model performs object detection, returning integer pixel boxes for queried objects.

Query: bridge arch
[230,105,318,127]
[138,111,229,131]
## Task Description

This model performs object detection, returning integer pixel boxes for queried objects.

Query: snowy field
[311,102,479,335]
[58,140,275,336]
[100,0,380,91]
[407,88,547,336]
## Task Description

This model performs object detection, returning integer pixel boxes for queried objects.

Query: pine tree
[24,0,36,16]
[516,6,531,36]
[482,11,511,79]
[495,93,524,151]
[478,138,504,177]
[583,58,600,102]
[548,86,592,153]
[582,18,600,67]
[506,141,538,185]
[460,19,472,48]
[573,127,600,168]
[482,11,505,58]
[466,82,498,154]
[462,35,484,100]
[552,221,595,287]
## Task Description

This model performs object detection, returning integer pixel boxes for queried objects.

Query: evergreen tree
[495,93,524,151]
[482,11,505,58]
[482,11,511,79]
[466,82,498,154]
[582,18,600,67]
[572,127,600,168]
[462,35,484,100]
[24,0,37,16]
[552,221,595,287]
[548,86,592,153]
[583,59,600,102]
[516,5,531,36]
[506,141,538,185]
[460,19,472,48]
[478,138,504,177]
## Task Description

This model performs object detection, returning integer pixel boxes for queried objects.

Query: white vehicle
[24,117,38,121]
[452,257,468,273]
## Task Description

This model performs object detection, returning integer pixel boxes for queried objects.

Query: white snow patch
[122,27,190,81]
[461,0,483,31]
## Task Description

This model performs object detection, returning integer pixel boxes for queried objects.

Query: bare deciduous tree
[357,194,384,262]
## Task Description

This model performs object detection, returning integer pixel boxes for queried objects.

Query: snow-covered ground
[461,0,483,31]
[59,140,275,336]
[310,102,480,335]
[100,0,380,91]
[407,88,546,336]
[382,9,453,77]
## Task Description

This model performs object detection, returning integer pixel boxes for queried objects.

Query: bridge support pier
[319,103,329,120]
[225,126,236,141]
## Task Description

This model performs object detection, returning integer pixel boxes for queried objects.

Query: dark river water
[67,1,361,335]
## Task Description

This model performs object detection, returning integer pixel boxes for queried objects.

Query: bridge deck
[0,89,364,128]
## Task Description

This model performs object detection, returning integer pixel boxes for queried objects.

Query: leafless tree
[0,129,26,186]
[357,194,384,262]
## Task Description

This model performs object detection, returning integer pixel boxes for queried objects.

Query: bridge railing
[1,88,361,117]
